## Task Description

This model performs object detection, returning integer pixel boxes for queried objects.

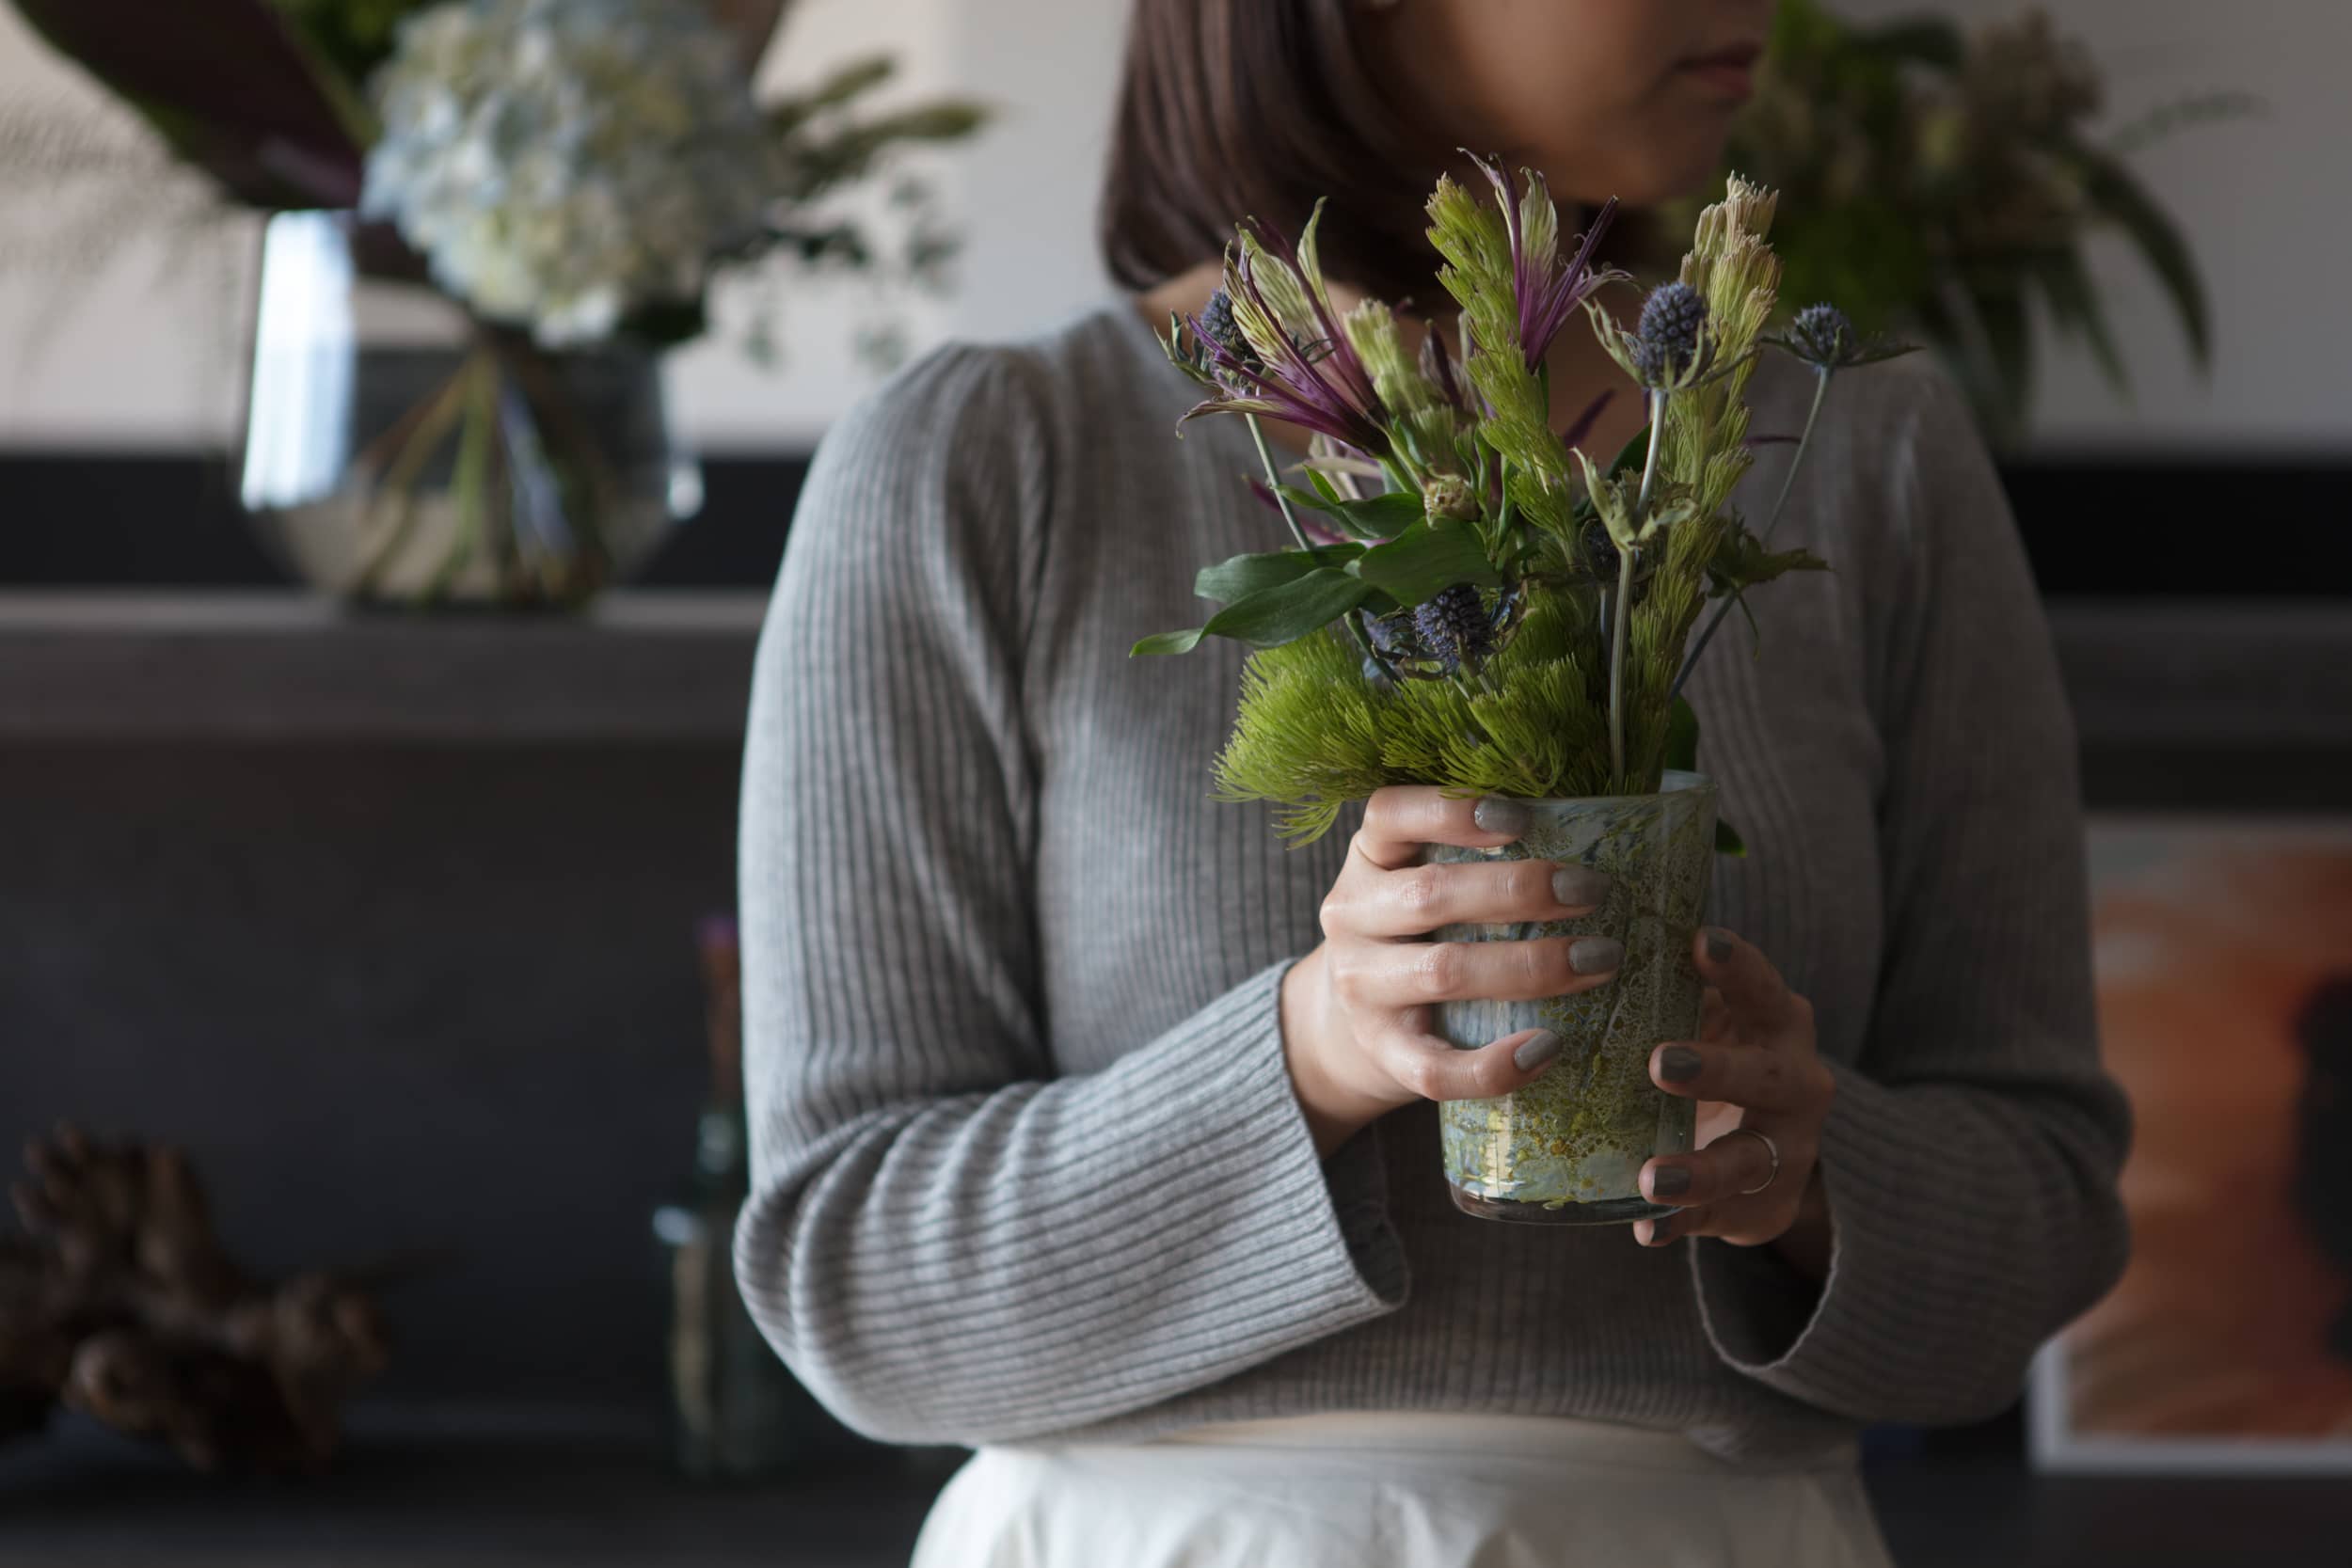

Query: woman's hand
[1635,927,1836,1275]
[1279,785,1625,1159]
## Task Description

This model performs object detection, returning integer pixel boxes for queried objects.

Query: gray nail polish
[1650,1164,1692,1197]
[1551,866,1610,908]
[1513,1029,1563,1070]
[1660,1045,1703,1083]
[1473,796,1532,837]
[1647,1225,1679,1247]
[1705,928,1733,964]
[1568,936,1623,974]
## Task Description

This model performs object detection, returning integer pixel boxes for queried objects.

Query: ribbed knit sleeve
[1689,370,2133,1425]
[731,342,1408,1447]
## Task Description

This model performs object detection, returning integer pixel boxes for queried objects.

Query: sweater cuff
[1686,1060,1917,1416]
[1256,958,1410,1311]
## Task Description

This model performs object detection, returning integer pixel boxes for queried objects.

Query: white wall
[0,0,2341,454]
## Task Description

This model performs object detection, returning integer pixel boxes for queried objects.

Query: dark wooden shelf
[0,591,768,743]
[3,592,2345,769]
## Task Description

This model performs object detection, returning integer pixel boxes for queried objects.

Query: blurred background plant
[1706,0,2258,449]
[0,0,990,606]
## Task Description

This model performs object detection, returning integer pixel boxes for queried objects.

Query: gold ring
[1721,1126,1781,1196]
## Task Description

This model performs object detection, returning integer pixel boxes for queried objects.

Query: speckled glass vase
[1414,770,1719,1225]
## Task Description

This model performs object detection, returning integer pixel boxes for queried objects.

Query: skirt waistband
[1136,1411,1847,1473]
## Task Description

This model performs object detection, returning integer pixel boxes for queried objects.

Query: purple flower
[1179,204,1392,458]
[1466,152,1628,372]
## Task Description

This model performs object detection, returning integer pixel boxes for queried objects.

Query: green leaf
[1130,627,1205,657]
[2032,245,2129,399]
[1198,568,1375,650]
[1350,520,1502,606]
[1715,818,1748,857]
[1665,695,1699,774]
[1194,546,1361,606]
[1276,485,1423,542]
[2074,145,2212,372]
[1605,421,1651,480]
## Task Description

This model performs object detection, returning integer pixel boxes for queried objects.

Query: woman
[734,1,2133,1562]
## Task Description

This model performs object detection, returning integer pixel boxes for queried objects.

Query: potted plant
[7,0,987,608]
[1141,165,1909,1224]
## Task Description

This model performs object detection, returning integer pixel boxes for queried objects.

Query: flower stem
[1633,391,1667,515]
[1609,539,1634,784]
[1670,368,1832,701]
[1248,413,1398,684]
[1612,394,1667,784]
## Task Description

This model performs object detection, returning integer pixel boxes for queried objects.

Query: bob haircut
[1097,0,1462,311]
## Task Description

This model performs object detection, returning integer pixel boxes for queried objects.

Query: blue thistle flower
[1772,301,1917,372]
[1199,288,1258,372]
[1363,608,1419,662]
[1788,303,1853,368]
[1412,584,1495,673]
[1633,281,1708,384]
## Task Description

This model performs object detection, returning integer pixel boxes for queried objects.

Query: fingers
[1369,1017,1567,1103]
[1329,855,1612,940]
[1648,1039,1830,1115]
[1692,926,1800,1029]
[1331,930,1625,1010]
[1354,785,1535,872]
[1639,1127,1783,1210]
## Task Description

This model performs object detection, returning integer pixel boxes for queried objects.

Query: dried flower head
[1771,300,1918,372]
[1633,280,1709,385]
[1199,288,1258,373]
[1411,582,1497,674]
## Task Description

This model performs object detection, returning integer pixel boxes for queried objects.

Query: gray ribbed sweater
[732,298,2132,1467]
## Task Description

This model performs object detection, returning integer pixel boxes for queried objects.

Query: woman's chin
[1540,137,1737,214]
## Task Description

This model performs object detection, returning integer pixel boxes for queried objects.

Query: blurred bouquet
[8,0,983,349]
[7,0,988,604]
[1718,0,2252,447]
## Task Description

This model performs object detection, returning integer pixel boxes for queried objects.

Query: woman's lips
[1677,44,1761,100]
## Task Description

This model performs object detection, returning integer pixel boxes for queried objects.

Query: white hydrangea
[360,0,778,347]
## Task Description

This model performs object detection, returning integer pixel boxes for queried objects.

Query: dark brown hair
[1098,0,1462,310]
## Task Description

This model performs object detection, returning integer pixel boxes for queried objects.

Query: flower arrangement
[1141,162,1909,849]
[6,0,988,603]
[1144,165,1914,1219]
[1717,0,2250,447]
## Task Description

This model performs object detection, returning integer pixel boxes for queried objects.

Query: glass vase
[238,211,701,610]
[1413,769,1719,1224]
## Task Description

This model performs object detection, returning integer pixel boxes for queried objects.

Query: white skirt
[908,1410,1897,1568]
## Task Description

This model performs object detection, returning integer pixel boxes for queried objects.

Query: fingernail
[1646,1224,1678,1247]
[1704,928,1733,964]
[1550,866,1610,908]
[1473,796,1532,837]
[1568,936,1623,974]
[1650,1164,1692,1198]
[1513,1029,1563,1071]
[1660,1045,1703,1083]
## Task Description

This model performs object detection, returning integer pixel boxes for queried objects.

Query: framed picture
[2029,816,2352,1474]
